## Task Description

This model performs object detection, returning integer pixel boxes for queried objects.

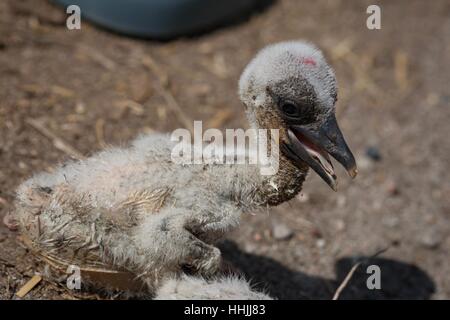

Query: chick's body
[14,134,274,293]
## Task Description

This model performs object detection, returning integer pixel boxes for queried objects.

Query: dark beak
[283,114,357,191]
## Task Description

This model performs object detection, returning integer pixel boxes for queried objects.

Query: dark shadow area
[334,257,436,300]
[219,240,436,300]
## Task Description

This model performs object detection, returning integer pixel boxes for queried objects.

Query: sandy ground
[0,0,449,299]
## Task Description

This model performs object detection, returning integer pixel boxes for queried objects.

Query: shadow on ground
[219,241,436,300]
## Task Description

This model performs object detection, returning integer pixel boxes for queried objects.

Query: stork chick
[12,41,356,296]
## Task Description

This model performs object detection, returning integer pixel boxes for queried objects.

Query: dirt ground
[0,0,449,299]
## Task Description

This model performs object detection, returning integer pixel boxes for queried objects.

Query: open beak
[283,114,357,191]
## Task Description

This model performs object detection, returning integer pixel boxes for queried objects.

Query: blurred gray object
[53,0,270,39]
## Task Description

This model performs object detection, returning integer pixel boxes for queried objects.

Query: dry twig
[77,45,116,71]
[332,247,389,300]
[394,50,409,91]
[142,56,194,132]
[26,118,85,160]
[16,274,42,298]
[95,118,107,149]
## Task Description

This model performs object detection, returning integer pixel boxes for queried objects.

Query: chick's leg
[133,208,222,284]
[183,201,243,245]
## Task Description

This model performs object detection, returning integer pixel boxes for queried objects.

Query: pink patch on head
[301,57,317,66]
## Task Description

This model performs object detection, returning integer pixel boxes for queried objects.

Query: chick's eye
[281,103,300,117]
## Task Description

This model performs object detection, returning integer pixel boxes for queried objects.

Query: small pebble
[420,231,442,249]
[244,243,257,253]
[336,195,347,208]
[365,146,382,161]
[316,239,326,248]
[18,161,28,170]
[334,219,346,231]
[75,101,86,114]
[272,222,294,240]
[297,192,310,203]
[382,215,400,228]
[385,180,400,196]
[356,154,373,171]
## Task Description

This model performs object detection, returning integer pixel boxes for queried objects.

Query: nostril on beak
[327,132,338,143]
